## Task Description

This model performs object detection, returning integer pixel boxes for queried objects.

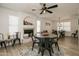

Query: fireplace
[24,29,34,37]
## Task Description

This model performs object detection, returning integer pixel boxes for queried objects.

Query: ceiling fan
[40,3,58,14]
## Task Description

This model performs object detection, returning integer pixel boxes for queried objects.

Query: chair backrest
[14,32,21,39]
[52,30,57,34]
[0,33,4,40]
[8,35,13,39]
[30,33,35,41]
[31,35,37,41]
[31,35,40,43]
[76,30,78,34]
[31,36,34,41]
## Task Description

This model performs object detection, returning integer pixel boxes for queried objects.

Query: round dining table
[34,34,57,56]
[35,34,57,39]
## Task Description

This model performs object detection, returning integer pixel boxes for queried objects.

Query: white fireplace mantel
[23,25,34,29]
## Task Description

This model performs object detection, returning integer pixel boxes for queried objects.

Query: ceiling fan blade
[47,4,58,9]
[46,10,53,13]
[40,10,44,14]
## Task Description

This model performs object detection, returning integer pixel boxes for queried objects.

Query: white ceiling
[0,3,79,20]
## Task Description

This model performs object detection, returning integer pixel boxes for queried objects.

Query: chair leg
[18,39,21,45]
[0,42,3,47]
[48,49,52,56]
[57,43,60,51]
[50,44,54,53]
[38,47,41,54]
[32,42,35,51]
[3,42,7,49]
[12,39,16,46]
[55,42,60,51]
[41,49,44,56]
[51,47,54,53]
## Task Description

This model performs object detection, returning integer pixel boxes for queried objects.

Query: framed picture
[23,20,33,25]
[23,16,33,25]
[45,22,50,26]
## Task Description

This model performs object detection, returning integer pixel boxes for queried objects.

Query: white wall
[0,7,16,39]
[51,18,78,36]
[41,19,53,34]
[0,6,78,40]
[0,7,43,39]
[18,12,40,39]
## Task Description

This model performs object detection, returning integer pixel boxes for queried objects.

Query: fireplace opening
[24,29,33,37]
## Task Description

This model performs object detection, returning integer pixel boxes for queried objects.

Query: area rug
[20,46,64,56]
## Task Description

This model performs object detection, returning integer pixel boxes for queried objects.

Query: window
[57,22,71,32]
[9,15,19,35]
[37,20,41,32]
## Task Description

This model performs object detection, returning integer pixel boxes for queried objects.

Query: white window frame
[57,22,71,32]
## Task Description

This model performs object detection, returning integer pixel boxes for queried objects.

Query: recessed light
[32,9,36,11]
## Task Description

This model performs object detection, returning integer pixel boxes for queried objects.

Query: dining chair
[51,37,60,51]
[7,35,14,46]
[52,31,60,50]
[31,35,39,51]
[12,32,21,46]
[71,30,78,38]
[0,33,6,48]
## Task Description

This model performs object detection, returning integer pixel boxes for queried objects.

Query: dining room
[0,3,79,56]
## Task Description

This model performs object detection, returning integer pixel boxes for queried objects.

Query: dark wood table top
[35,34,57,39]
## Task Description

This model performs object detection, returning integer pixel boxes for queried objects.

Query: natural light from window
[9,15,19,35]
[37,20,41,33]
[57,22,71,32]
